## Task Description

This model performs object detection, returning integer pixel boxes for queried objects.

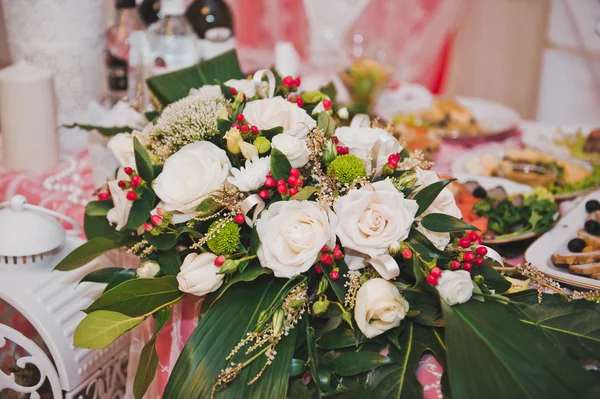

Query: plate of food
[452,145,600,200]
[450,176,559,244]
[525,192,600,290]
[521,121,600,164]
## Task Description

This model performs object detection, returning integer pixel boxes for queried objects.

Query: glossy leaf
[80,267,124,284]
[323,351,395,376]
[413,179,455,217]
[157,249,182,276]
[74,310,143,349]
[259,126,283,140]
[85,200,113,216]
[270,148,292,181]
[144,232,178,250]
[290,359,306,378]
[316,324,367,350]
[407,228,451,259]
[471,265,511,294]
[55,237,120,271]
[290,186,318,201]
[133,137,154,183]
[403,290,443,327]
[443,300,600,398]
[133,309,171,399]
[421,213,477,233]
[317,112,330,133]
[84,211,120,241]
[320,259,349,306]
[196,197,224,216]
[287,379,312,399]
[85,276,183,317]
[104,269,137,292]
[163,280,297,399]
[63,122,133,137]
[126,190,155,231]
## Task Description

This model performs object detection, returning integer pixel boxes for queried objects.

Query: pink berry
[322,99,332,110]
[464,252,476,262]
[315,265,323,274]
[236,113,245,122]
[151,214,163,226]
[290,168,301,177]
[451,260,461,270]
[293,77,301,87]
[251,125,259,135]
[232,122,240,130]
[259,190,269,200]
[402,248,413,259]
[321,254,333,265]
[426,274,438,285]
[264,177,276,187]
[277,180,286,186]
[277,185,288,195]
[130,175,142,187]
[330,270,339,280]
[126,191,138,201]
[124,167,133,175]
[97,192,110,201]
[468,231,480,242]
[333,249,343,259]
[241,124,250,133]
[234,214,245,224]
[431,267,442,278]
[282,76,293,87]
[321,245,328,252]
[476,246,488,256]
[229,87,237,95]
[295,178,303,187]
[157,208,166,216]
[475,257,484,266]
[287,175,298,187]
[462,262,473,272]
[289,187,298,196]
[296,98,304,107]
[458,238,471,249]
[214,255,226,267]
[118,180,126,188]
[332,136,339,144]
[143,223,153,232]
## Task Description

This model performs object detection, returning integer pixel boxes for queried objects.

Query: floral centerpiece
[57,52,600,399]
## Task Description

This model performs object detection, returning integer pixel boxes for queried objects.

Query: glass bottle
[186,0,236,60]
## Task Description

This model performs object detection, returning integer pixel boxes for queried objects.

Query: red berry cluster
[121,167,145,201]
[97,188,111,201]
[282,75,301,90]
[262,168,303,199]
[453,232,487,273]
[315,244,344,280]
[330,136,349,155]
[232,113,260,135]
[288,96,304,107]
[143,208,173,234]
[387,153,402,169]
[426,267,442,285]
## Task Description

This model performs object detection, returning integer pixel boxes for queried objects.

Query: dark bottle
[139,0,161,26]
[185,0,236,60]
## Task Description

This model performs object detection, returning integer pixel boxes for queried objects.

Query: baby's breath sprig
[127,239,156,259]
[306,127,339,208]
[344,270,363,309]
[397,149,432,171]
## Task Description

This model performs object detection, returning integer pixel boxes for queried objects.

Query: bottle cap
[116,0,136,8]
[161,0,186,16]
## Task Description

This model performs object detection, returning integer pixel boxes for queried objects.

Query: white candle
[0,61,59,172]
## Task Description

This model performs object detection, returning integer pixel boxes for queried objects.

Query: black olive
[568,238,586,253]
[586,200,600,213]
[585,220,600,235]
[473,186,487,199]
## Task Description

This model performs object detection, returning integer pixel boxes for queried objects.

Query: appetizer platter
[452,145,600,200]
[521,121,600,164]
[450,177,558,244]
[525,191,600,289]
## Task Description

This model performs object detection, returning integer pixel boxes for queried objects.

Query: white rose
[228,156,270,192]
[415,168,462,219]
[416,223,450,251]
[334,179,418,259]
[224,78,257,98]
[355,278,409,338]
[106,180,132,231]
[153,141,231,216]
[436,270,473,306]
[257,200,337,278]
[136,260,161,278]
[189,84,224,100]
[106,131,150,169]
[271,134,309,168]
[176,252,225,296]
[334,126,400,172]
[243,97,316,139]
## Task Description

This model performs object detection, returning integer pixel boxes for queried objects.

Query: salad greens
[549,164,600,195]
[472,188,558,239]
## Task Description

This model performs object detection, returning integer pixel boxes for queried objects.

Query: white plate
[521,121,596,161]
[525,190,600,290]
[457,97,520,134]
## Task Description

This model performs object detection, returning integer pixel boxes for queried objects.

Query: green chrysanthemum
[327,154,367,184]
[207,220,241,255]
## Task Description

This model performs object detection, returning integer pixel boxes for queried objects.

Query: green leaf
[133,137,154,182]
[413,179,455,217]
[80,267,124,284]
[163,280,297,399]
[126,190,155,231]
[144,232,178,250]
[270,148,292,181]
[443,300,600,399]
[63,123,133,137]
[471,265,511,294]
[55,237,120,271]
[104,269,137,292]
[133,309,171,399]
[74,310,143,349]
[403,290,443,327]
[147,50,243,107]
[288,379,312,399]
[319,82,337,102]
[290,359,306,378]
[316,325,366,350]
[157,249,182,276]
[317,112,330,133]
[320,259,349,305]
[85,276,183,317]
[260,126,283,140]
[322,351,395,377]
[364,322,445,398]
[407,228,451,259]
[420,213,477,233]
[85,200,114,217]
[196,197,224,215]
[306,326,331,394]
[290,186,318,201]
[84,212,120,241]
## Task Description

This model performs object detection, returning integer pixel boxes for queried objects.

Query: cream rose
[153,141,231,216]
[224,78,257,98]
[107,131,150,169]
[271,134,310,168]
[334,179,418,259]
[256,200,337,278]
[136,260,161,278]
[243,97,316,139]
[355,278,409,338]
[176,252,225,296]
[436,270,473,306]
[334,126,400,172]
[106,180,132,231]
[416,224,451,251]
